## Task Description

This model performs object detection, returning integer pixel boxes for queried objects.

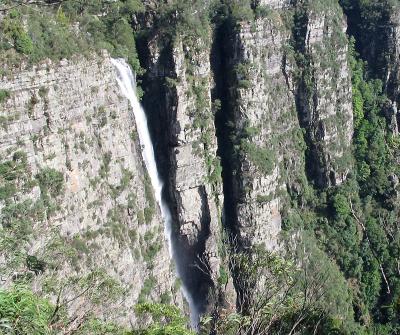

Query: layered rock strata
[0,53,179,325]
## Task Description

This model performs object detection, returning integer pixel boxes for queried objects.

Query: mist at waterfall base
[111,58,200,327]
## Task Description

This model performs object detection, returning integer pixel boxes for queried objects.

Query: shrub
[217,266,228,286]
[36,168,64,197]
[332,193,350,218]
[144,206,155,223]
[241,141,275,175]
[229,1,254,23]
[26,255,46,275]
[0,285,128,334]
[0,285,53,334]
[99,152,112,178]
[0,90,10,103]
[254,5,272,19]
[0,2,144,71]
[134,303,195,335]
[15,30,33,55]
[138,276,157,303]
[237,79,252,89]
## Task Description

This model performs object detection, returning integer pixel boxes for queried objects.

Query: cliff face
[130,0,356,318]
[341,1,400,104]
[139,29,225,314]
[215,0,353,251]
[221,8,305,250]
[389,5,400,106]
[0,0,358,327]
[0,53,180,325]
[295,0,353,187]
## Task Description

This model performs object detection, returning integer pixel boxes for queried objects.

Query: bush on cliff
[0,1,144,72]
[0,285,129,335]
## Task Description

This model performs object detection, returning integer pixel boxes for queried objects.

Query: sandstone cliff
[0,0,360,328]
[129,0,355,319]
[213,0,353,253]
[139,27,225,315]
[0,53,180,326]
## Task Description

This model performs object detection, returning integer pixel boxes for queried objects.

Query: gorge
[0,0,400,334]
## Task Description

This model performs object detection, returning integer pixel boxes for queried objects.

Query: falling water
[111,58,199,327]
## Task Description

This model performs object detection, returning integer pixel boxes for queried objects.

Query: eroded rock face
[341,1,400,104]
[139,31,225,314]
[136,1,354,316]
[297,1,354,186]
[223,11,304,249]
[0,0,356,324]
[0,53,180,326]
[259,0,291,9]
[380,3,400,110]
[220,0,353,250]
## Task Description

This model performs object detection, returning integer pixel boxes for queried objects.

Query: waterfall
[111,59,199,327]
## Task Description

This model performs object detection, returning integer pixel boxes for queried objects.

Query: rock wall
[139,29,224,314]
[0,53,180,326]
[136,0,355,317]
[295,0,354,186]
[0,0,356,325]
[340,0,400,104]
[221,8,306,249]
[220,0,353,250]
[388,3,400,105]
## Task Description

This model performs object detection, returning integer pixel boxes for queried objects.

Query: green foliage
[254,5,272,19]
[0,1,144,71]
[0,285,53,334]
[36,168,64,198]
[349,41,393,199]
[143,173,156,222]
[99,152,112,178]
[0,90,10,103]
[138,276,157,304]
[154,0,211,42]
[233,61,253,89]
[144,206,155,224]
[206,240,362,335]
[211,0,254,26]
[339,0,397,78]
[0,151,32,201]
[0,200,45,263]
[0,284,129,335]
[332,193,351,218]
[133,303,195,335]
[76,319,130,335]
[26,255,46,275]
[241,141,274,175]
[1,9,33,55]
[217,265,228,286]
[302,41,400,331]
[142,240,162,265]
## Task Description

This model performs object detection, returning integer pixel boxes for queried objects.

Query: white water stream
[111,59,199,327]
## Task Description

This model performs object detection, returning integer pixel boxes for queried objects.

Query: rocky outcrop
[387,3,400,104]
[218,0,353,250]
[295,0,354,186]
[259,0,290,9]
[340,1,400,104]
[221,8,305,249]
[139,30,225,315]
[0,52,180,326]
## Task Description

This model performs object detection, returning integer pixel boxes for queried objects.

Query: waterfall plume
[111,58,200,327]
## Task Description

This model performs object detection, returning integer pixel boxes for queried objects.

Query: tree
[199,233,362,335]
